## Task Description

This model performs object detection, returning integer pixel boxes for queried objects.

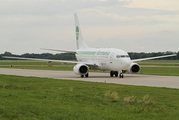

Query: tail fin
[74,13,89,49]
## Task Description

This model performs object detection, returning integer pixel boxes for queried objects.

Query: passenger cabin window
[116,55,129,58]
[116,55,120,58]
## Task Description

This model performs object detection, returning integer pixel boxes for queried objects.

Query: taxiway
[0,68,179,89]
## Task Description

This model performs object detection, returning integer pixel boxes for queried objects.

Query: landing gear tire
[114,71,118,77]
[119,73,124,78]
[81,73,89,78]
[110,71,119,77]
[85,73,89,77]
[110,71,114,77]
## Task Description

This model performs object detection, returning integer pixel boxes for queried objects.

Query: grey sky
[0,0,179,54]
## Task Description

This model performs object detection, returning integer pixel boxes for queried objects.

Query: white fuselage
[76,48,131,71]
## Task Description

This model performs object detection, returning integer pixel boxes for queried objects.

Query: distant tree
[177,52,179,60]
[4,51,12,56]
[128,51,176,60]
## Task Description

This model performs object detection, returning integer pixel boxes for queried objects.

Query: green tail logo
[76,26,79,40]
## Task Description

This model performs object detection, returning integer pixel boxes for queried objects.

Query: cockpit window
[116,55,129,58]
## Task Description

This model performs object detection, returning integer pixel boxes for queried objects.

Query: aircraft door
[109,52,114,64]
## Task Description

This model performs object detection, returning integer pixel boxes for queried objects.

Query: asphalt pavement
[0,68,179,89]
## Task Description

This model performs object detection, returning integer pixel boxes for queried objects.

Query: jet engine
[73,63,88,75]
[127,63,140,74]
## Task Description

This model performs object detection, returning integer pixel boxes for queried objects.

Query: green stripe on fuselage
[76,51,96,55]
[76,51,110,56]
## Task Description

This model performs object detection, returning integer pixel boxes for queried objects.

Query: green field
[139,67,179,76]
[0,60,179,76]
[138,60,179,66]
[138,60,179,76]
[138,60,179,63]
[0,60,74,65]
[0,74,179,120]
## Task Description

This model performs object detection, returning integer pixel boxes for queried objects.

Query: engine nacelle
[127,63,140,74]
[73,63,88,75]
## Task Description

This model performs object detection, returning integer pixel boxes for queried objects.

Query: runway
[0,68,179,89]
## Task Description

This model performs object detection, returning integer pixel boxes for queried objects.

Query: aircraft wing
[40,48,76,53]
[132,54,176,62]
[2,56,97,67]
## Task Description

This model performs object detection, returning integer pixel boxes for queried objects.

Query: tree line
[0,52,76,60]
[128,51,179,60]
[0,51,179,60]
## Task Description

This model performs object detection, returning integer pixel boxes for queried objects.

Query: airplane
[3,13,176,78]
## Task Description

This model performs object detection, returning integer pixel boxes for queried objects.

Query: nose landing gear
[119,73,124,78]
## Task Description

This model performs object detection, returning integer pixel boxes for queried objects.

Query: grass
[139,63,178,66]
[138,60,179,63]
[138,60,179,66]
[0,74,179,119]
[0,65,73,71]
[0,60,75,65]
[139,67,179,76]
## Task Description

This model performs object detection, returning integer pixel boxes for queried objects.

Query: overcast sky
[0,0,179,54]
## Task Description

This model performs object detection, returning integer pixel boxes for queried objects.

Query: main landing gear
[81,73,89,78]
[110,71,118,77]
[110,71,124,78]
